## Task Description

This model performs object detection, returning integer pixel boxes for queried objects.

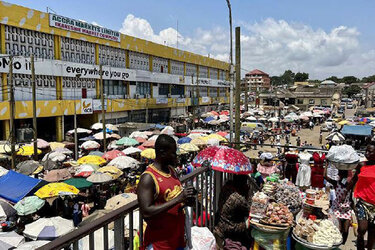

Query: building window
[321,99,327,105]
[136,82,151,96]
[309,99,315,105]
[104,80,127,96]
[159,84,169,96]
[171,85,185,96]
[209,87,218,97]
[297,99,304,104]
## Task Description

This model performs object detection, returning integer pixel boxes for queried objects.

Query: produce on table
[250,192,269,218]
[294,218,342,247]
[262,182,277,196]
[271,182,302,214]
[263,202,293,226]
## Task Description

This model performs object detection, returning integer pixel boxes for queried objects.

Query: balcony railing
[38,166,228,250]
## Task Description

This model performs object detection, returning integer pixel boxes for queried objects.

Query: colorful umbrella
[0,231,24,249]
[216,131,228,137]
[97,166,123,180]
[16,146,42,156]
[135,137,147,143]
[360,117,371,123]
[220,110,229,116]
[148,135,159,141]
[16,160,42,176]
[35,183,79,199]
[326,132,345,141]
[102,150,126,161]
[129,131,148,139]
[187,133,205,139]
[116,137,139,146]
[338,120,350,125]
[179,143,200,152]
[23,217,74,240]
[141,148,156,159]
[108,156,139,169]
[81,140,100,150]
[104,193,137,211]
[142,140,155,148]
[14,196,45,216]
[64,178,93,190]
[77,155,106,165]
[203,134,227,142]
[86,172,113,183]
[122,147,142,155]
[74,164,99,177]
[204,116,215,123]
[192,146,252,174]
[177,137,192,144]
[43,169,71,182]
[79,136,96,142]
[137,145,146,151]
[0,199,16,221]
[191,138,207,146]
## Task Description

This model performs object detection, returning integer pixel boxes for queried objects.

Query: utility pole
[191,74,196,128]
[100,65,106,152]
[31,55,38,160]
[244,79,248,111]
[235,27,241,145]
[9,56,16,169]
[145,93,149,123]
[73,75,78,161]
[226,0,234,143]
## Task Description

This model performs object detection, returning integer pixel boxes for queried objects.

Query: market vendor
[349,141,375,250]
[256,152,279,184]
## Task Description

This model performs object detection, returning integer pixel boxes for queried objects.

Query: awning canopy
[0,171,42,203]
[341,125,373,137]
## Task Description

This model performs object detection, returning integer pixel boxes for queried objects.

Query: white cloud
[119,14,374,79]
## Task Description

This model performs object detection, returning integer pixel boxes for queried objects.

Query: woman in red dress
[311,152,325,188]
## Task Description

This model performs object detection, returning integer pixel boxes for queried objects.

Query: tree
[270,76,282,86]
[342,76,358,85]
[294,72,309,82]
[362,75,375,83]
[342,85,361,97]
[280,70,295,86]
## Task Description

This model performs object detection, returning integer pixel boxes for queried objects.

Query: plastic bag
[251,228,290,250]
[191,226,216,250]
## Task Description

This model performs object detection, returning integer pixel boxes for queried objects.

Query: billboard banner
[81,99,93,114]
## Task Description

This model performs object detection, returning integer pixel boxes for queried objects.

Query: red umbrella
[210,111,219,116]
[102,150,126,161]
[135,137,147,143]
[137,145,146,151]
[216,131,228,137]
[192,146,252,174]
[142,140,155,148]
[220,110,229,116]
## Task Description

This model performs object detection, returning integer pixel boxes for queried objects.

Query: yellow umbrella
[141,148,156,159]
[49,142,65,151]
[338,120,350,125]
[77,155,106,165]
[17,146,41,156]
[35,183,79,199]
[203,134,227,142]
[191,138,207,146]
[179,143,200,152]
[97,166,123,179]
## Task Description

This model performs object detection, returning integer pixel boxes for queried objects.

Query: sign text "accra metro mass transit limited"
[49,14,121,42]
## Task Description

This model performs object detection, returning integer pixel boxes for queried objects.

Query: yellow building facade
[0,1,230,141]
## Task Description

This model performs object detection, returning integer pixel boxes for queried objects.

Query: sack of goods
[326,144,360,170]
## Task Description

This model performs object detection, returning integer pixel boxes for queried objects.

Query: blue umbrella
[177,137,192,144]
[204,117,215,123]
[79,136,95,141]
[154,124,166,129]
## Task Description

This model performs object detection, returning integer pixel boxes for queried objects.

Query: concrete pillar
[56,116,64,142]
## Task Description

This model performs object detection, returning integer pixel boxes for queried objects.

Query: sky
[5,0,375,80]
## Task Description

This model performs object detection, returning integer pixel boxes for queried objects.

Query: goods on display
[294,218,342,247]
[250,192,269,218]
[262,182,277,196]
[262,202,293,226]
[271,182,302,214]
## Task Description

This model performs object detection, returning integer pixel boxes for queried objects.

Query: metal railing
[38,166,221,250]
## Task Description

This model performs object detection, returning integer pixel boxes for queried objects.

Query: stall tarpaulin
[0,171,41,203]
[341,125,373,137]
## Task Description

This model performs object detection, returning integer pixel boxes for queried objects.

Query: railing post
[103,225,109,250]
[139,212,143,247]
[129,211,134,250]
[114,215,125,249]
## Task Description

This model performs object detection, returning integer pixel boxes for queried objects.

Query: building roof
[246,69,269,76]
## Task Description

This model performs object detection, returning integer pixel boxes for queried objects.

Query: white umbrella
[107,141,120,150]
[0,199,16,221]
[53,147,73,155]
[90,123,103,130]
[207,138,220,146]
[79,228,114,250]
[369,121,375,127]
[268,117,279,122]
[301,111,313,117]
[0,231,24,249]
[81,141,100,150]
[208,120,221,125]
[246,116,257,121]
[86,172,113,183]
[42,152,66,162]
[148,135,159,141]
[93,132,111,140]
[110,134,121,139]
[0,166,8,177]
[161,126,174,135]
[67,128,92,135]
[108,156,140,170]
[258,117,267,121]
[122,147,142,155]
[15,240,50,250]
[105,124,119,132]
[23,217,74,241]
[129,131,148,139]
[326,132,345,141]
